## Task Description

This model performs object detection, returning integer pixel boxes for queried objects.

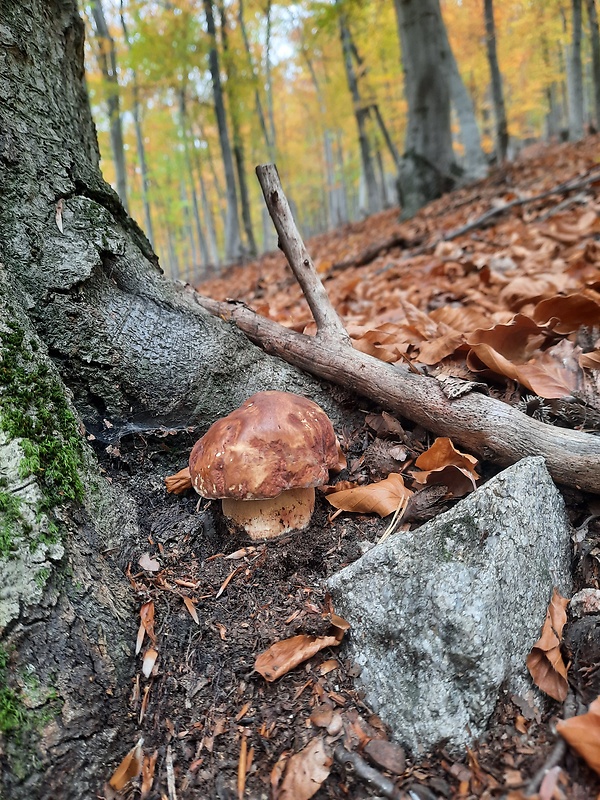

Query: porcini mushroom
[165,391,345,540]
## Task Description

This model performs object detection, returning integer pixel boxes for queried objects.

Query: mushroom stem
[222,487,316,540]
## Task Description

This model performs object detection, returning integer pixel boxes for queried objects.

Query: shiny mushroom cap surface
[189,391,345,500]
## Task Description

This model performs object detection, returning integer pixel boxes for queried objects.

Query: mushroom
[165,391,345,540]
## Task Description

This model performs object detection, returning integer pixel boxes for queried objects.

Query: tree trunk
[393,0,458,217]
[439,15,487,179]
[179,89,210,271]
[568,0,586,140]
[483,0,509,161]
[119,0,154,244]
[338,11,380,216]
[586,0,600,127]
[238,0,274,159]
[89,0,129,210]
[0,2,341,796]
[202,0,243,263]
[264,0,277,156]
[218,1,257,258]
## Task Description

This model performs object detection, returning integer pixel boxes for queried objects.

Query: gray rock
[327,457,572,754]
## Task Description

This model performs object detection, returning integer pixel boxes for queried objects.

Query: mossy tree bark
[0,2,342,797]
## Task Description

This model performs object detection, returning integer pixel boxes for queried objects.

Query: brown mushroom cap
[189,391,345,501]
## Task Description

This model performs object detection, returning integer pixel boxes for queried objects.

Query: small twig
[524,691,576,797]
[255,164,351,345]
[333,744,402,799]
[536,191,588,222]
[166,744,178,800]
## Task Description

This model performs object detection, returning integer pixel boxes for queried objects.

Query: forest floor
[102,136,600,799]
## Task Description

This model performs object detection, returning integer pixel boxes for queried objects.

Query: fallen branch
[333,745,402,800]
[195,164,600,494]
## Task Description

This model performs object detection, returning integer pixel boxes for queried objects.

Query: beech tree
[393,0,460,216]
[0,1,339,795]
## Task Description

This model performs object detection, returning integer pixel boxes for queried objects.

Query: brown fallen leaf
[140,601,156,644]
[183,596,199,625]
[277,737,332,800]
[109,737,144,790]
[142,647,158,679]
[533,290,600,334]
[415,437,479,478]
[410,464,477,498]
[580,349,600,370]
[255,634,342,682]
[526,588,570,701]
[324,473,413,517]
[557,696,600,775]
[140,749,158,799]
[363,739,406,775]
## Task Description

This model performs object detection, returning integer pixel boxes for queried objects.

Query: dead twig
[333,745,402,799]
[524,691,576,797]
[196,165,600,494]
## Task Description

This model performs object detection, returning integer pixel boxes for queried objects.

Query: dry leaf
[142,647,158,678]
[140,749,158,799]
[410,464,477,498]
[183,596,199,624]
[324,473,412,517]
[255,633,343,682]
[557,696,600,775]
[109,737,144,790]
[533,291,600,334]
[526,588,570,701]
[415,437,479,478]
[363,739,406,775]
[138,553,160,572]
[140,601,156,644]
[580,350,600,370]
[277,737,332,800]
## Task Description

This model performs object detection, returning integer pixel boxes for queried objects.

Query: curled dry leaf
[526,588,570,702]
[410,464,477,498]
[183,596,199,624]
[557,696,600,775]
[533,291,600,334]
[324,473,412,517]
[363,739,406,776]
[142,647,158,679]
[138,552,160,572]
[255,633,343,682]
[580,350,600,370]
[140,750,158,800]
[415,437,479,478]
[136,600,156,655]
[109,737,144,790]
[277,737,332,800]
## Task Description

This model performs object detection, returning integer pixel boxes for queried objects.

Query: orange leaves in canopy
[557,696,600,775]
[324,473,412,517]
[526,588,570,702]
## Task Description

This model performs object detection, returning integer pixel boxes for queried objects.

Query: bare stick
[333,745,402,799]
[255,164,350,344]
[195,295,600,494]
[524,692,575,797]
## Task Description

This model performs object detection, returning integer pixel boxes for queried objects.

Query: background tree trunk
[339,11,380,216]
[88,0,129,209]
[202,0,243,263]
[0,2,344,796]
[568,0,585,140]
[393,0,458,217]
[586,0,600,127]
[483,0,509,161]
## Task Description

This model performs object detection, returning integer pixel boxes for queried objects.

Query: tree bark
[338,10,380,216]
[179,89,210,272]
[483,0,509,161]
[88,0,129,210]
[568,0,586,140]
[202,0,243,263]
[0,3,342,796]
[586,0,600,127]
[393,0,458,217]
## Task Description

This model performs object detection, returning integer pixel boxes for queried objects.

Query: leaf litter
[98,138,600,799]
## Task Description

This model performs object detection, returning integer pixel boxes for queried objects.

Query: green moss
[0,320,84,554]
[0,650,24,735]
